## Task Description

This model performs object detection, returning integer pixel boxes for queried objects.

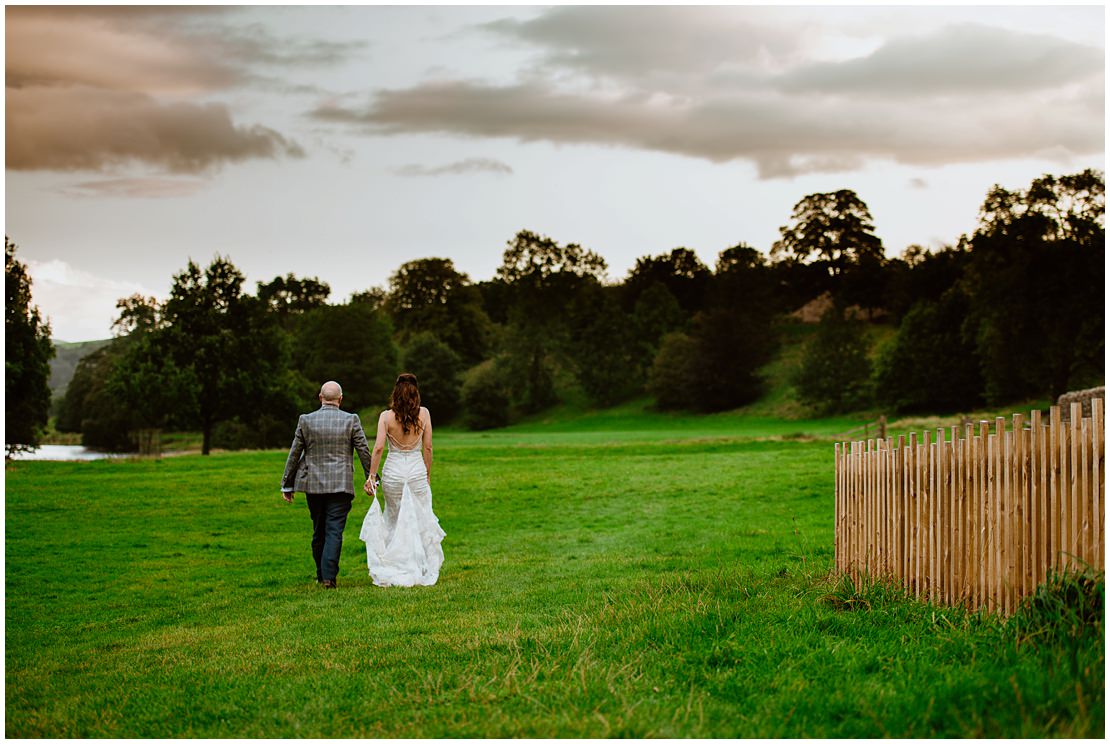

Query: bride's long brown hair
[390,372,422,434]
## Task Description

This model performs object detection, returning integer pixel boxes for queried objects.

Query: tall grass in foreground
[5,420,1103,737]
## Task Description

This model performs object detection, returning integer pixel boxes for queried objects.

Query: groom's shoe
[321,579,337,589]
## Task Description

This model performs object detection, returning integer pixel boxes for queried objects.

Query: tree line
[6,169,1103,454]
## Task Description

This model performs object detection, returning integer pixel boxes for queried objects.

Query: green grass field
[5,410,1103,737]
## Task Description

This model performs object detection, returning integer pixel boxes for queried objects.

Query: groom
[281,380,373,589]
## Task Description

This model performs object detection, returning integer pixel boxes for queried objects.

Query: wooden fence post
[1093,398,1104,571]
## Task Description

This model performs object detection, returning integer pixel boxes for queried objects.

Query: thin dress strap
[386,412,423,451]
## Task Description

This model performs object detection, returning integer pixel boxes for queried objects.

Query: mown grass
[5,415,1103,737]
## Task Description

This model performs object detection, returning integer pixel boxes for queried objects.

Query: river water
[7,445,129,461]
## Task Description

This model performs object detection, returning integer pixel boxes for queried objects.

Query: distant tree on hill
[709,243,775,310]
[257,274,331,326]
[5,237,55,455]
[773,190,884,275]
[882,242,970,322]
[348,286,387,309]
[496,229,607,286]
[791,306,873,414]
[963,169,1105,401]
[623,247,710,314]
[874,288,983,413]
[772,190,885,308]
[55,343,133,450]
[495,229,607,412]
[687,306,778,411]
[568,286,643,407]
[386,258,493,364]
[631,282,687,361]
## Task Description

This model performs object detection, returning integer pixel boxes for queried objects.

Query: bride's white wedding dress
[359,434,445,587]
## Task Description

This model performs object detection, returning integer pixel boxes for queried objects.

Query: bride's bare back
[366,407,434,487]
[383,407,431,450]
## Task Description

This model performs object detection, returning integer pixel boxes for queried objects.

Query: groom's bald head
[319,381,343,404]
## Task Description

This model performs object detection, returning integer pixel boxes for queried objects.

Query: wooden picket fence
[834,401,1105,614]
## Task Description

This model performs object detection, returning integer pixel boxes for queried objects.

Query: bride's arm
[366,411,387,493]
[422,408,433,481]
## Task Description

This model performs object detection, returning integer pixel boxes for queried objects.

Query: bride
[360,372,445,587]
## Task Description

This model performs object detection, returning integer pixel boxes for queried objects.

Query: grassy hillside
[5,416,1102,737]
[48,338,111,400]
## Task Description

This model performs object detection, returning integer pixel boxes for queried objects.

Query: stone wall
[1056,386,1105,421]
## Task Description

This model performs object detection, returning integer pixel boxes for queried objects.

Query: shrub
[791,307,872,413]
[688,307,778,411]
[402,332,463,422]
[873,288,983,413]
[647,332,699,410]
[461,360,511,430]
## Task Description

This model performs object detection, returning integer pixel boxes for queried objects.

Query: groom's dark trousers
[307,493,354,582]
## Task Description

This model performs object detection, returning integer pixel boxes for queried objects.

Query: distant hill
[49,339,113,400]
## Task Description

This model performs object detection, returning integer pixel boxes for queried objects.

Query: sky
[4,3,1105,341]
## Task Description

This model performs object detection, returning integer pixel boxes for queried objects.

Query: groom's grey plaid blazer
[281,405,373,496]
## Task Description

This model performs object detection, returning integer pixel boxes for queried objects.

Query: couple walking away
[279,374,444,589]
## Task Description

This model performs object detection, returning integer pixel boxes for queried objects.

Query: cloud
[777,24,1103,97]
[26,259,161,342]
[311,76,1101,179]
[5,6,242,93]
[56,178,210,199]
[392,158,514,177]
[7,86,304,173]
[481,6,810,81]
[312,7,1104,179]
[6,6,367,87]
[5,5,360,174]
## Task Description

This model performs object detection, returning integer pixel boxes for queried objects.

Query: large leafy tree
[387,257,466,326]
[257,273,331,327]
[874,288,983,413]
[882,242,971,322]
[963,169,1104,401]
[623,247,711,314]
[55,343,133,450]
[772,189,885,306]
[773,189,884,274]
[682,242,780,410]
[157,257,298,454]
[386,257,493,365]
[497,229,607,286]
[293,301,398,413]
[644,245,780,412]
[630,282,687,361]
[495,229,607,412]
[5,238,55,455]
[568,284,644,407]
